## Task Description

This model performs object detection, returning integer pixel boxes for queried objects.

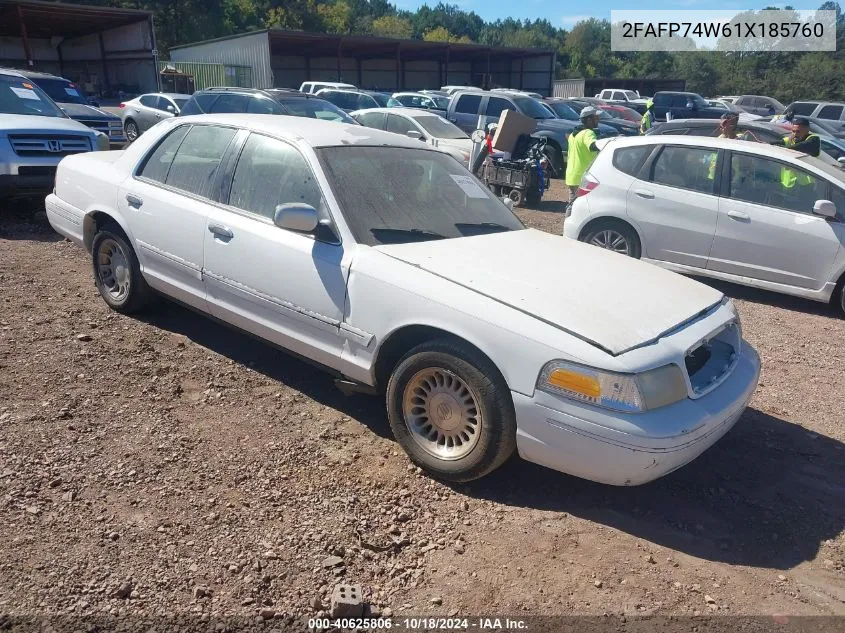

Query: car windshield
[279,98,356,124]
[29,77,89,105]
[514,96,554,119]
[546,102,579,120]
[414,116,467,139]
[0,75,66,117]
[317,146,524,246]
[369,93,391,107]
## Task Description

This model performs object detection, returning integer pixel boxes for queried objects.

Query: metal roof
[0,0,151,38]
[171,29,554,60]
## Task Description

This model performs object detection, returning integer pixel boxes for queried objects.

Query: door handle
[727,209,750,221]
[634,189,655,199]
[208,223,233,240]
[125,194,143,208]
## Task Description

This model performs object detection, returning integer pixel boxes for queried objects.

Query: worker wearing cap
[706,113,745,181]
[772,116,820,188]
[639,99,655,134]
[565,106,601,212]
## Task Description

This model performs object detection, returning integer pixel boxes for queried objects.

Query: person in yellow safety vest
[707,112,744,180]
[565,106,601,213]
[639,99,655,134]
[771,116,820,188]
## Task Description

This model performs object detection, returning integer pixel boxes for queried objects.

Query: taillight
[118,103,125,108]
[576,175,599,197]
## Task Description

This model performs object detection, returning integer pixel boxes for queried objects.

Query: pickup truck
[445,90,618,173]
[595,89,648,114]
[651,91,728,122]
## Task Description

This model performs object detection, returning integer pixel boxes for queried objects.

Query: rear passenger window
[455,94,481,114]
[818,105,844,120]
[228,134,322,221]
[164,125,236,197]
[247,96,281,114]
[210,94,247,113]
[138,125,190,183]
[651,146,716,194]
[612,146,651,177]
[386,114,414,135]
[791,102,817,116]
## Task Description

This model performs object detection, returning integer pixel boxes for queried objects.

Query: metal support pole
[17,5,34,67]
[443,47,449,86]
[150,15,161,92]
[336,38,343,81]
[395,44,401,91]
[519,57,524,90]
[98,32,112,95]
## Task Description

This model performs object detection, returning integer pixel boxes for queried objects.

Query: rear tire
[580,219,641,258]
[833,276,845,316]
[508,188,524,207]
[386,339,516,482]
[124,119,140,142]
[91,225,153,314]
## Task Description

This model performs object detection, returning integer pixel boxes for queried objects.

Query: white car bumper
[513,343,761,486]
[45,193,85,247]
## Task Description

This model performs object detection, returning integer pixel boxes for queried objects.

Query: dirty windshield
[0,75,66,117]
[29,77,89,105]
[317,146,524,246]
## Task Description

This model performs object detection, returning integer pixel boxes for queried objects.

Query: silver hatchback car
[563,136,845,313]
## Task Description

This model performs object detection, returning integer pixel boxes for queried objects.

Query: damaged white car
[46,114,761,485]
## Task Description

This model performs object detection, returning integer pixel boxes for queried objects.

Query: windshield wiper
[371,228,447,244]
[455,222,514,236]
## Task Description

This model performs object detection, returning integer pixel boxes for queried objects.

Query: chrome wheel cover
[96,238,131,303]
[589,229,631,255]
[402,368,482,460]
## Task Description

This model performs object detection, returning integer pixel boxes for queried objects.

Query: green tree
[317,1,353,33]
[371,14,413,38]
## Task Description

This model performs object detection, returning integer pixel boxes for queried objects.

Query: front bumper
[0,172,56,200]
[513,342,761,486]
[45,193,85,246]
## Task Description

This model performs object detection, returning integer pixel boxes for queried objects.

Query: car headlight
[537,360,688,413]
[93,131,109,151]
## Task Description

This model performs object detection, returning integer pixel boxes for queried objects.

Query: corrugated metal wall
[158,61,252,90]
[554,79,586,98]
[170,31,272,88]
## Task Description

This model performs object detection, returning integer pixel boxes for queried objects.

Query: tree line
[63,0,845,102]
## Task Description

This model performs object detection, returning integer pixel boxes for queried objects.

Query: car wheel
[508,188,524,207]
[834,276,845,316]
[386,339,516,482]
[91,225,153,313]
[124,119,140,142]
[581,220,641,258]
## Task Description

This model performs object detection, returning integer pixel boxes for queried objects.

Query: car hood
[58,102,118,120]
[435,137,472,152]
[375,229,724,356]
[0,114,95,135]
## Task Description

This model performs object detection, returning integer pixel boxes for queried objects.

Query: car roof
[177,114,430,149]
[0,67,26,78]
[606,134,810,159]
[10,69,62,79]
[351,107,445,119]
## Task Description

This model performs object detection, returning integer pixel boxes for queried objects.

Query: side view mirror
[274,203,319,232]
[813,199,837,218]
[838,157,845,165]
[166,105,176,113]
[406,130,423,141]
[502,196,514,211]
[471,129,486,143]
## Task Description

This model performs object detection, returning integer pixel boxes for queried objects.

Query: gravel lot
[1,184,844,627]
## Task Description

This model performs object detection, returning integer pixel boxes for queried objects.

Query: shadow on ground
[141,301,844,571]
[0,199,62,243]
[692,276,838,318]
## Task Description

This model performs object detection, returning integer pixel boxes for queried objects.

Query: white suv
[563,136,845,313]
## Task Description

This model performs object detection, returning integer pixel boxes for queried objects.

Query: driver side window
[228,133,323,221]
[728,153,827,214]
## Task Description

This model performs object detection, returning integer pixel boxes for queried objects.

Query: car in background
[45,113,761,486]
[563,135,845,312]
[316,88,392,111]
[549,98,639,136]
[717,95,740,105]
[600,104,642,124]
[651,91,729,121]
[646,118,845,164]
[786,101,845,132]
[178,87,357,124]
[119,93,191,141]
[17,69,127,148]
[595,88,647,113]
[420,89,450,97]
[492,88,544,99]
[0,68,104,201]
[299,80,355,94]
[441,85,479,95]
[446,90,618,174]
[391,92,450,113]
[732,95,785,117]
[351,107,472,165]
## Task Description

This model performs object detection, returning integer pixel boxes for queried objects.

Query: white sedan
[350,107,473,165]
[46,114,760,485]
[564,136,845,313]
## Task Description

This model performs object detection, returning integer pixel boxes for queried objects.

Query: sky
[392,0,830,27]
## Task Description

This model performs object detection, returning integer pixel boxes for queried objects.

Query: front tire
[124,119,140,142]
[91,226,153,313]
[581,220,641,258]
[386,339,516,482]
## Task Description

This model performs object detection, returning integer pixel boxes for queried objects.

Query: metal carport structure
[0,0,159,96]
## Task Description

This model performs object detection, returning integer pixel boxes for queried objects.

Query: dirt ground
[1,183,844,628]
